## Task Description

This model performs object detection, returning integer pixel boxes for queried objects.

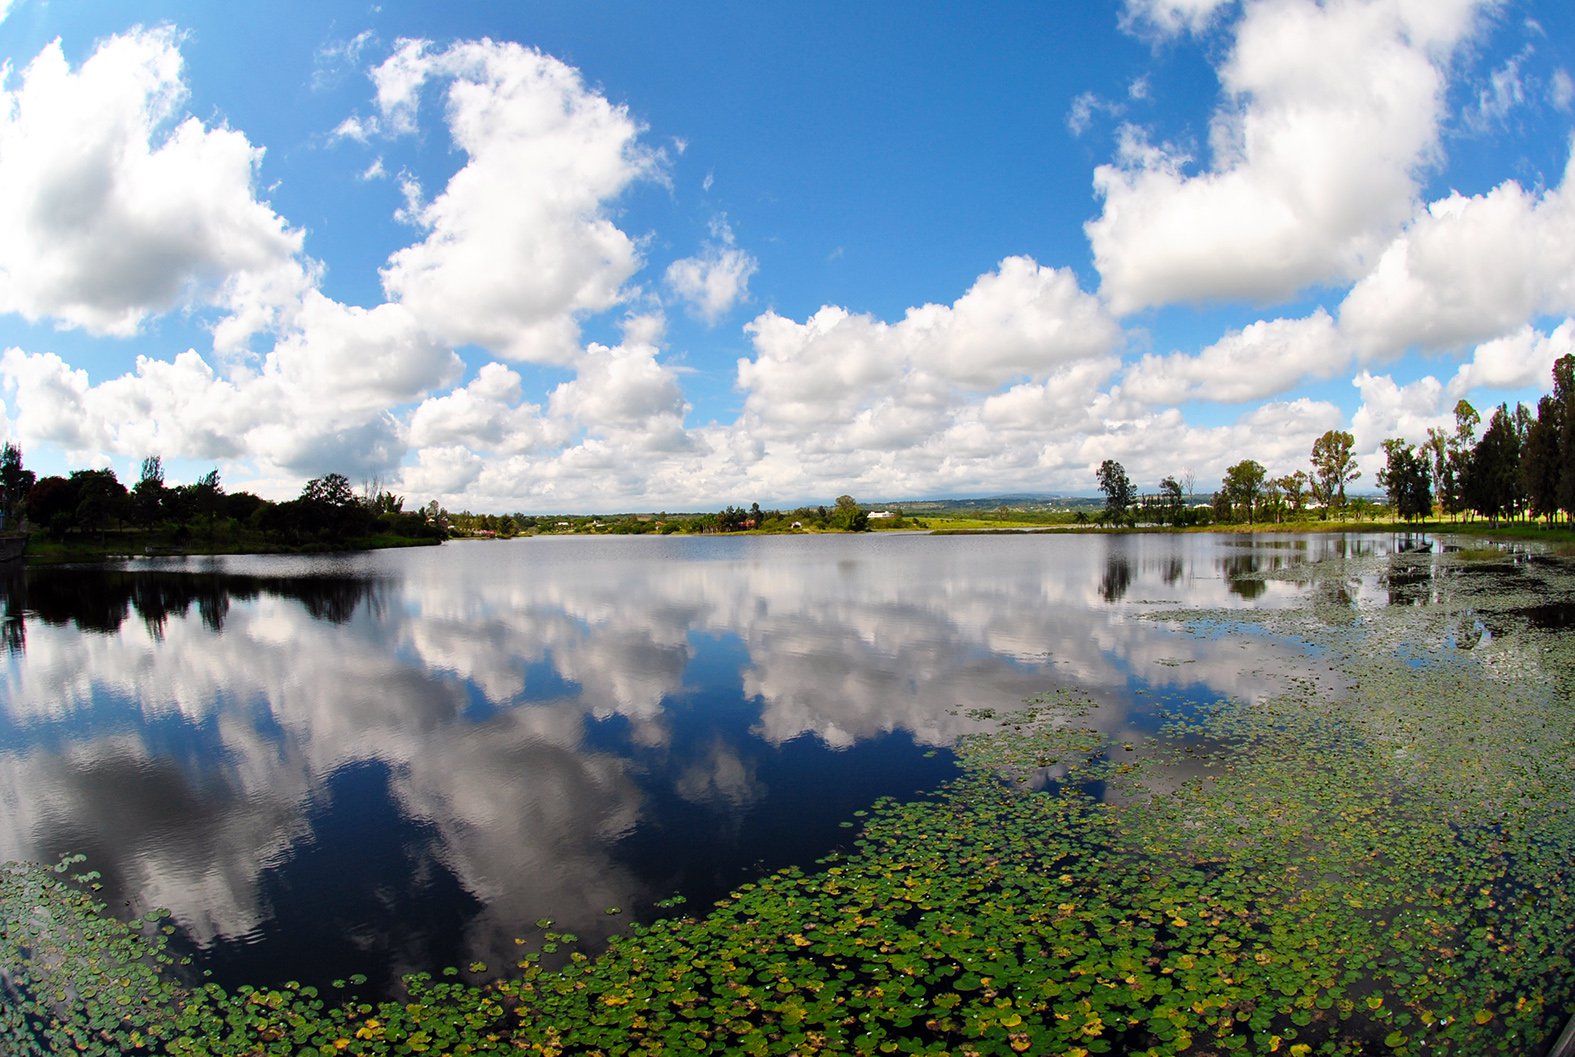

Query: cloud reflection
[0,534,1391,989]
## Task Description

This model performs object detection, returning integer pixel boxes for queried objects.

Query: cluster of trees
[447,496,880,537]
[2,451,444,546]
[1097,354,1575,527]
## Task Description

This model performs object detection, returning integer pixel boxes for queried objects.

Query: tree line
[1097,355,1575,528]
[445,495,879,537]
[0,452,444,547]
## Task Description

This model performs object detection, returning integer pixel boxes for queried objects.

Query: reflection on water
[0,532,1417,995]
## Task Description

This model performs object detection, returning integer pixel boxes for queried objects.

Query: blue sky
[0,0,1572,511]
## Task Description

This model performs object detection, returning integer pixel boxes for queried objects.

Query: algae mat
[3,541,1572,1055]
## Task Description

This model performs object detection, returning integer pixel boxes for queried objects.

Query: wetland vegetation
[2,535,1572,1055]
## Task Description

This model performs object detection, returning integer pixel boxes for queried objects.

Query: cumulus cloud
[1339,145,1575,357]
[1448,320,1575,398]
[370,38,662,363]
[1089,0,1487,314]
[1350,370,1450,455]
[665,218,757,325]
[0,29,304,338]
[1121,309,1348,404]
[737,256,1117,439]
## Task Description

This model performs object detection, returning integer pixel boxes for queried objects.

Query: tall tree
[1222,459,1266,523]
[1276,471,1309,518]
[1310,430,1360,519]
[1553,354,1575,519]
[1095,460,1134,526]
[1441,400,1479,517]
[0,443,36,528]
[1521,395,1563,521]
[829,494,869,532]
[1468,405,1522,524]
[1377,439,1432,523]
[132,455,167,528]
[1158,475,1184,525]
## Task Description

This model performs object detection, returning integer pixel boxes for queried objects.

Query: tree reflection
[1099,538,1133,603]
[3,567,382,650]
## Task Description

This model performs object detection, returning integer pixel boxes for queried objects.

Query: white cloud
[1464,46,1530,131]
[1121,0,1235,37]
[1350,370,1449,455]
[665,217,757,325]
[548,324,689,438]
[1553,69,1574,111]
[1089,0,1487,315]
[371,38,661,363]
[1339,145,1575,356]
[737,256,1117,441]
[1121,309,1348,404]
[1448,320,1575,398]
[0,29,304,337]
[408,361,564,454]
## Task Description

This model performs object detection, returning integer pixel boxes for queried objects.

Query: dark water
[0,532,1414,995]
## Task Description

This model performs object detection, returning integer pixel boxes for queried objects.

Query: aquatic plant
[2,543,1571,1055]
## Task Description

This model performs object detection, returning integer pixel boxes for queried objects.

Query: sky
[0,0,1572,512]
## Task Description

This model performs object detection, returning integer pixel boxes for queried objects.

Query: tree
[1222,459,1266,523]
[1377,439,1432,523]
[0,443,36,528]
[1553,354,1575,519]
[1310,430,1360,519]
[1468,404,1522,524]
[1276,471,1309,518]
[1440,400,1479,517]
[303,472,355,508]
[186,468,224,537]
[69,468,129,538]
[829,494,869,532]
[1158,475,1184,525]
[1095,460,1134,526]
[1521,394,1563,521]
[132,455,167,528]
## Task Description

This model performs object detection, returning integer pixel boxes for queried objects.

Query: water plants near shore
[3,542,1572,1055]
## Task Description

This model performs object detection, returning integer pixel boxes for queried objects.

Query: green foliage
[1377,440,1432,522]
[1096,459,1134,526]
[1310,430,1360,519]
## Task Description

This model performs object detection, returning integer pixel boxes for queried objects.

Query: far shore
[9,515,1574,567]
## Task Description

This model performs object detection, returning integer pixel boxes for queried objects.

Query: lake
[1,531,1402,994]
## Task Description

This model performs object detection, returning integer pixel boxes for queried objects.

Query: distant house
[869,511,897,520]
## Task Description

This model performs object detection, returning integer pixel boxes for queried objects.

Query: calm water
[0,532,1415,995]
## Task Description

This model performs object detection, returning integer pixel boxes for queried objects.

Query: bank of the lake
[2,533,1571,1056]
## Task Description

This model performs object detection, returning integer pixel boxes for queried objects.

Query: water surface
[0,532,1410,994]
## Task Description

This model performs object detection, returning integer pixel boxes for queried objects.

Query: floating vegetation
[3,541,1573,1054]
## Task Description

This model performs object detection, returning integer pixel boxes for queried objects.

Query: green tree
[132,455,167,529]
[1222,459,1266,523]
[1468,404,1522,524]
[1095,460,1134,526]
[1309,430,1360,519]
[0,442,36,528]
[1440,400,1479,517]
[1276,471,1310,519]
[1158,475,1184,525]
[1377,439,1432,523]
[829,494,869,532]
[188,468,224,538]
[1553,354,1575,519]
[70,468,129,538]
[1521,394,1562,521]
